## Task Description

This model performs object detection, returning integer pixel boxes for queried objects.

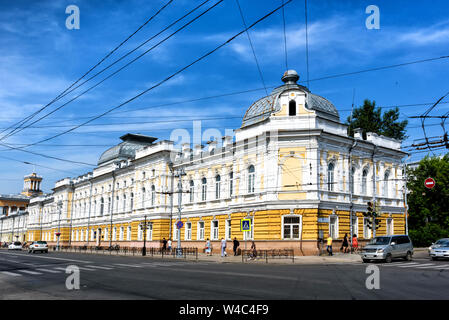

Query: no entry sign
[424,177,435,189]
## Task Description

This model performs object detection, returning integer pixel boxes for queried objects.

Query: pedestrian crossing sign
[241,219,251,232]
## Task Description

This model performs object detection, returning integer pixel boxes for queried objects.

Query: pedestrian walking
[352,234,359,253]
[341,233,349,253]
[249,241,257,260]
[233,237,240,256]
[205,238,212,256]
[162,238,167,252]
[167,239,172,252]
[221,238,227,257]
[326,234,333,256]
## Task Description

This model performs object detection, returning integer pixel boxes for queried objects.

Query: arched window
[151,185,156,206]
[248,165,255,193]
[384,171,390,197]
[201,178,207,201]
[327,163,335,191]
[189,180,194,203]
[289,100,296,116]
[362,169,368,195]
[215,175,221,199]
[100,198,104,215]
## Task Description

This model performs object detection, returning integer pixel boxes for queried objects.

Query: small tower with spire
[21,172,43,197]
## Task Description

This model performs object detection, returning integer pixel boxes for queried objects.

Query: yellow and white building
[25,70,408,254]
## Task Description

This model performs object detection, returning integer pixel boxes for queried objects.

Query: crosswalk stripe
[19,270,43,275]
[429,264,449,269]
[78,267,96,271]
[398,263,435,268]
[53,267,68,271]
[114,264,143,268]
[86,265,113,270]
[1,271,22,277]
[381,262,420,267]
[36,268,62,273]
[414,264,438,269]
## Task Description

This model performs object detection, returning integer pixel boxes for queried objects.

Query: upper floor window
[248,165,255,193]
[327,163,335,192]
[100,198,104,215]
[201,178,207,201]
[151,185,156,206]
[289,100,296,116]
[229,172,234,197]
[189,180,194,203]
[141,188,146,207]
[384,171,390,197]
[362,169,368,195]
[215,175,221,199]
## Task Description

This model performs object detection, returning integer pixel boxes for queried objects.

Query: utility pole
[86,179,93,246]
[68,183,74,246]
[168,162,174,240]
[142,215,147,256]
[176,167,186,257]
[109,170,116,248]
[372,146,377,238]
[56,200,62,251]
[403,162,409,235]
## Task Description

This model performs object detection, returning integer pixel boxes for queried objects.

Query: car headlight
[377,249,384,253]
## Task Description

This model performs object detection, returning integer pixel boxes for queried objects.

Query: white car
[8,241,23,250]
[429,238,449,260]
[28,241,48,253]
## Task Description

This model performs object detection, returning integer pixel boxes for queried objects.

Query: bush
[409,223,449,247]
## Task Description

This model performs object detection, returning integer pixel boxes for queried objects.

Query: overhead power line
[0,0,174,141]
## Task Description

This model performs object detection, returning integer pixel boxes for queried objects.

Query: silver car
[361,235,413,263]
[429,238,449,260]
[28,241,48,253]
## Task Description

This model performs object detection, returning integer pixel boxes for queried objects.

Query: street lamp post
[56,201,62,251]
[142,215,147,256]
[176,168,186,258]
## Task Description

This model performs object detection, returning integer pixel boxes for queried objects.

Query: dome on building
[97,133,157,166]
[241,70,340,128]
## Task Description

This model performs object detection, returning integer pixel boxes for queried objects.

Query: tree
[346,100,408,140]
[407,155,449,246]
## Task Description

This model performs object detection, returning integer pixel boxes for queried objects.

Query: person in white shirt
[221,238,227,257]
[168,239,172,252]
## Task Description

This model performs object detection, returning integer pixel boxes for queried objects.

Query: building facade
[23,71,407,254]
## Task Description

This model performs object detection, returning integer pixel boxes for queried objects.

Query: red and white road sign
[424,177,435,189]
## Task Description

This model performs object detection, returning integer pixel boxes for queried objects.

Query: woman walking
[205,238,212,256]
[341,233,349,253]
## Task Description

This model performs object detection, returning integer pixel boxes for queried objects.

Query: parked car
[8,241,23,250]
[428,238,449,260]
[28,241,48,254]
[361,235,413,263]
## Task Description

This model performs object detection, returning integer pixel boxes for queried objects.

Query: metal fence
[241,249,295,263]
[49,245,198,260]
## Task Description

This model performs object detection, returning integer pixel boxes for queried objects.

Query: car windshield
[368,237,391,245]
[13,242,21,245]
[435,239,449,246]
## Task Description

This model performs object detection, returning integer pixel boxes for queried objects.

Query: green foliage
[346,100,408,140]
[407,155,449,245]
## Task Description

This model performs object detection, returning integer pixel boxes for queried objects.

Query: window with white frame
[248,165,255,193]
[198,221,205,240]
[329,215,338,239]
[138,224,143,241]
[104,228,108,241]
[351,216,358,237]
[283,216,301,240]
[173,223,178,241]
[350,167,355,194]
[112,227,117,241]
[225,219,231,240]
[151,185,156,206]
[185,222,192,240]
[119,227,124,241]
[201,178,207,201]
[243,217,254,240]
[80,230,84,242]
[127,226,131,241]
[363,217,372,239]
[215,175,221,199]
[76,230,79,241]
[362,169,368,195]
[141,188,145,207]
[328,163,335,191]
[229,172,234,197]
[122,194,126,212]
[130,193,134,211]
[100,198,104,215]
[147,222,153,241]
[211,220,219,240]
[189,180,194,202]
[384,171,390,197]
[386,218,393,235]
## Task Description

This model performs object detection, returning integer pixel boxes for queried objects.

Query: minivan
[361,235,413,263]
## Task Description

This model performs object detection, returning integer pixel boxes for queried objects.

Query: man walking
[162,238,167,252]
[168,239,172,252]
[233,237,240,256]
[221,238,227,257]
[326,233,333,256]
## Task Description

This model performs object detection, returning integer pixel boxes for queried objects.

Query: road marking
[381,262,420,267]
[53,267,69,271]
[427,264,449,269]
[114,264,143,268]
[0,251,92,264]
[398,263,435,268]
[78,267,96,271]
[86,265,113,270]
[1,271,22,277]
[36,268,62,274]
[18,270,43,275]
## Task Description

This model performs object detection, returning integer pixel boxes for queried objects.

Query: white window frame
[215,175,221,199]
[127,226,131,241]
[201,178,207,201]
[225,219,232,240]
[386,218,394,236]
[282,215,302,240]
[351,216,358,237]
[328,162,335,192]
[329,215,339,239]
[363,217,372,239]
[185,222,192,240]
[197,221,205,240]
[248,166,255,194]
[211,220,219,240]
[147,222,153,241]
[189,181,194,203]
[119,227,124,241]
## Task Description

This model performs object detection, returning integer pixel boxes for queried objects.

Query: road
[1,249,448,300]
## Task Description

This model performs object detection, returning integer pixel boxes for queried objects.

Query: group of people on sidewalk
[326,233,359,256]
[204,237,257,259]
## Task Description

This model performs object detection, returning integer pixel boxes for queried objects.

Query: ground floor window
[283,216,301,240]
[211,220,219,240]
[329,215,338,239]
[173,222,178,241]
[386,218,394,235]
[127,226,131,241]
[226,220,231,240]
[119,227,124,241]
[363,218,372,239]
[138,224,143,241]
[351,216,358,237]
[185,222,192,240]
[147,222,153,241]
[198,221,204,240]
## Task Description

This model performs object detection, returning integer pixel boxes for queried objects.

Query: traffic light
[366,217,373,229]
[375,219,381,230]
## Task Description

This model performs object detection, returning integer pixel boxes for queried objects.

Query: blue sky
[0,0,448,193]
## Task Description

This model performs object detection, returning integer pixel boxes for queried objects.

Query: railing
[50,245,198,260]
[241,249,295,263]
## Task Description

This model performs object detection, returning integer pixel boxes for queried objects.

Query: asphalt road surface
[1,250,448,300]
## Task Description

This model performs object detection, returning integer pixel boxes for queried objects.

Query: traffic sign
[176,221,184,229]
[424,177,435,189]
[241,219,251,232]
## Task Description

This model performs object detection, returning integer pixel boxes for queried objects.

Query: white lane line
[398,263,435,268]
[86,265,113,270]
[114,264,143,268]
[53,267,69,271]
[18,270,43,275]
[0,251,92,264]
[78,267,96,271]
[423,264,449,269]
[1,271,22,277]
[381,262,420,267]
[36,268,62,274]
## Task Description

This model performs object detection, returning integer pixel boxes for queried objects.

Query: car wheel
[385,254,392,263]
[404,252,412,261]
[431,257,438,261]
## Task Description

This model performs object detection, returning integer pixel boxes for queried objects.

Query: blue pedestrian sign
[241,219,251,232]
[176,221,183,229]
